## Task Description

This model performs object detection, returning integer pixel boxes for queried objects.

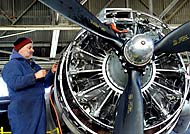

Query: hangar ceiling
[0,0,190,70]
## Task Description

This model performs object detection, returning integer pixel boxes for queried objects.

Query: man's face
[18,43,34,59]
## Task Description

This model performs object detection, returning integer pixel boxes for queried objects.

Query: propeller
[39,0,123,50]
[113,70,144,134]
[154,21,190,55]
[112,21,190,134]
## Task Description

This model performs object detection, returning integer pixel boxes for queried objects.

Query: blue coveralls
[2,50,54,134]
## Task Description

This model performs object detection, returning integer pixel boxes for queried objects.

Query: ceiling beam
[80,0,88,5]
[0,7,13,23]
[103,0,115,8]
[159,0,179,19]
[164,0,189,23]
[0,25,81,31]
[1,0,38,36]
[139,0,158,16]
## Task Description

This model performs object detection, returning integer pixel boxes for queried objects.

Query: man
[2,37,57,134]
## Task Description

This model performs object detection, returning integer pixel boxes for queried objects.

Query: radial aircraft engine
[40,0,190,134]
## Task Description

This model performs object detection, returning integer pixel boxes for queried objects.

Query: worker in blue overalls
[2,37,57,134]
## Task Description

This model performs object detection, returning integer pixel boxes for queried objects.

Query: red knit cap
[13,37,32,51]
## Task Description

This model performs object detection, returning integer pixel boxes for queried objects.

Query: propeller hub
[124,34,154,66]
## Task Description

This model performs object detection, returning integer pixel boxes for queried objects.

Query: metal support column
[149,0,153,15]
[50,29,60,58]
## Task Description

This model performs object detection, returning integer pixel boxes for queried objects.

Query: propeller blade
[113,70,144,134]
[154,21,190,55]
[39,0,123,49]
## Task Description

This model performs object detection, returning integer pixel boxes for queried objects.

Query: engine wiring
[49,86,63,134]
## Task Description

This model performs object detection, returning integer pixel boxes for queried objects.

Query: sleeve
[2,61,36,91]
[31,60,54,88]
[43,70,55,88]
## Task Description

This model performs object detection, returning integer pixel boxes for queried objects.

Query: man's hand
[51,63,58,74]
[34,69,47,79]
